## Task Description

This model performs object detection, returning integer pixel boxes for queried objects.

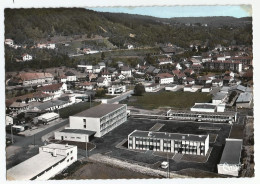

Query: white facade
[6,115,13,126]
[7,143,77,181]
[34,112,59,124]
[128,130,209,156]
[67,104,127,138]
[201,87,212,92]
[66,75,77,82]
[102,74,112,82]
[97,77,109,87]
[108,85,126,95]
[121,70,132,78]
[145,84,160,92]
[5,39,14,46]
[165,85,177,91]
[184,86,199,92]
[22,54,33,61]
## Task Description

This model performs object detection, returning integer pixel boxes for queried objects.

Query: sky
[88,5,252,18]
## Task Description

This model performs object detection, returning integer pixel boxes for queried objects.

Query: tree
[101,52,105,60]
[134,83,145,96]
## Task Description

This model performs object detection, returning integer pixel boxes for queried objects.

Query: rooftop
[60,129,96,136]
[73,104,126,118]
[219,139,243,165]
[213,92,227,100]
[7,152,65,180]
[129,130,208,142]
[38,83,64,91]
[156,73,173,79]
[192,103,216,110]
[236,92,253,103]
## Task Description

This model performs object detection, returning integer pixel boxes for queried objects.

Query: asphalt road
[6,119,69,168]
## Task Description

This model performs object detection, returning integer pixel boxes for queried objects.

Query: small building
[183,84,199,92]
[120,66,132,78]
[8,102,29,113]
[212,79,223,87]
[212,92,228,105]
[33,112,59,124]
[38,83,67,98]
[155,73,174,84]
[9,72,53,86]
[157,58,173,65]
[191,103,216,113]
[55,104,127,139]
[236,92,253,108]
[201,84,212,92]
[108,85,126,95]
[6,115,13,126]
[7,143,77,180]
[5,38,14,46]
[55,129,96,143]
[22,53,33,61]
[217,139,243,177]
[165,84,177,91]
[128,130,209,156]
[78,81,94,90]
[145,83,160,92]
[97,77,109,87]
[64,71,77,82]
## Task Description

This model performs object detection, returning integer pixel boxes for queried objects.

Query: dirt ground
[67,162,158,179]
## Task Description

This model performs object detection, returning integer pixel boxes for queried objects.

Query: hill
[5,8,252,48]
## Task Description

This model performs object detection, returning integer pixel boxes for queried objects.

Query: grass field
[125,91,212,110]
[59,101,100,118]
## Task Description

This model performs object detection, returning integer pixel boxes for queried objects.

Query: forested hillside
[5,8,252,48]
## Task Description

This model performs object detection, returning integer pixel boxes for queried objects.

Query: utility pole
[85,141,88,158]
[34,134,35,146]
[11,125,14,144]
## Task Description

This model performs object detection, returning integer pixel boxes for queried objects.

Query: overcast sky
[88,5,251,18]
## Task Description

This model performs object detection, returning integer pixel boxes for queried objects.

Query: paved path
[6,119,69,160]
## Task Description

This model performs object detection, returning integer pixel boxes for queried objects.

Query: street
[6,119,69,169]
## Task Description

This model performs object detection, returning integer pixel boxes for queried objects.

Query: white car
[161,161,169,169]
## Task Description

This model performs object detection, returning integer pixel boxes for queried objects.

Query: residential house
[212,79,223,87]
[184,84,199,92]
[101,70,112,82]
[117,61,124,68]
[65,71,77,82]
[183,77,195,85]
[8,102,29,113]
[120,66,132,78]
[6,115,13,126]
[201,84,212,92]
[145,83,160,92]
[38,83,67,98]
[165,84,177,91]
[157,58,173,65]
[78,82,94,90]
[5,39,14,46]
[9,72,53,86]
[184,69,194,76]
[108,85,126,95]
[22,53,33,61]
[155,73,174,84]
[97,77,109,87]
[212,92,228,105]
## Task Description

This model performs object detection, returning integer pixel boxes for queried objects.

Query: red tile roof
[156,73,173,79]
[38,83,64,91]
[15,72,53,81]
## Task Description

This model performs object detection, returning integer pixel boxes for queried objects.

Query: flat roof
[129,130,208,142]
[7,152,65,180]
[60,129,96,136]
[41,143,76,150]
[219,139,243,165]
[213,92,227,100]
[73,104,126,118]
[236,92,253,103]
[38,112,59,119]
[192,104,216,109]
[169,109,236,116]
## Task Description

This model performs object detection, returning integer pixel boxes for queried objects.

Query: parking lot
[89,117,232,174]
